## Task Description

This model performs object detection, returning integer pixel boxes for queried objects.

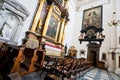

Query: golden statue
[38,18,42,28]
[36,18,42,34]
[68,46,77,58]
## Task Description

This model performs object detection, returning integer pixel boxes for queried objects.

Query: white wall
[116,0,120,47]
[100,3,111,68]
[16,0,38,45]
[63,0,76,54]
[72,10,88,58]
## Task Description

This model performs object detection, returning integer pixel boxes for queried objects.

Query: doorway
[87,43,100,67]
[89,51,97,66]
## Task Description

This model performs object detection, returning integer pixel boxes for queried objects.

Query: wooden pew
[43,57,93,80]
[10,47,45,76]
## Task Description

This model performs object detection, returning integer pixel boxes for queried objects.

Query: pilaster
[115,47,120,74]
[108,0,117,72]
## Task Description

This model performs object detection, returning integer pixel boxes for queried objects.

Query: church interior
[0,0,120,80]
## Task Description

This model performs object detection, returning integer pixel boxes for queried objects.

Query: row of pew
[0,41,92,80]
[42,56,93,80]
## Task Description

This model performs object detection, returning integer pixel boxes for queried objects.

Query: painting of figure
[45,5,61,41]
[46,15,58,40]
[82,6,102,29]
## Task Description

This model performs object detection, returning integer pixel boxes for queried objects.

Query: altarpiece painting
[46,5,61,41]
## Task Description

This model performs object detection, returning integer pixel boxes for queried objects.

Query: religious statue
[61,44,67,57]
[36,18,42,34]
[68,46,77,58]
[0,15,16,39]
[64,44,67,55]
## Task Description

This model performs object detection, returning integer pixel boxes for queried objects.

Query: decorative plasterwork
[2,0,30,20]
[0,0,30,44]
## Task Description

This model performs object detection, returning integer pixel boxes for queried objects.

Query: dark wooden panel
[96,61,105,69]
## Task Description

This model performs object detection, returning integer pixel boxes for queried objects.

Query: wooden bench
[10,47,45,76]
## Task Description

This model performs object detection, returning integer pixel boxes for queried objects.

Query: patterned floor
[22,68,120,80]
[76,68,120,80]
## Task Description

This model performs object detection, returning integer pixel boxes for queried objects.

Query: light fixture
[108,12,120,26]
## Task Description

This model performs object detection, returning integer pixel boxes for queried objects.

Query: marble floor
[22,68,120,80]
[76,68,120,80]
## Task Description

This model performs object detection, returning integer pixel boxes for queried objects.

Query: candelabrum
[108,12,120,26]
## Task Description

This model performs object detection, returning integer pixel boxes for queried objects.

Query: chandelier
[108,12,120,26]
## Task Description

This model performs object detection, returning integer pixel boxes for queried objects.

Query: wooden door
[88,51,96,66]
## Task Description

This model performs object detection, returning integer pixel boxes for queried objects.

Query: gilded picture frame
[82,5,102,29]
